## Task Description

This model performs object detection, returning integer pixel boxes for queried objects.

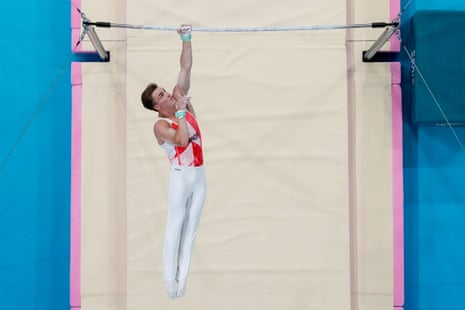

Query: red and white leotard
[157,111,203,167]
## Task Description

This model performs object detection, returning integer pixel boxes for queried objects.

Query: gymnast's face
[152,87,175,111]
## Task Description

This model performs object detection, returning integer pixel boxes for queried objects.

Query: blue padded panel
[409,10,465,125]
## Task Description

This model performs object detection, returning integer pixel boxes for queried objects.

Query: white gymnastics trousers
[163,164,206,298]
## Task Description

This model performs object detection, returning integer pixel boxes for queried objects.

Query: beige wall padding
[80,0,393,309]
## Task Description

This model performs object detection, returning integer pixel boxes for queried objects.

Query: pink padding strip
[71,2,81,29]
[71,1,82,309]
[70,85,82,308]
[72,30,82,86]
[391,0,404,306]
[392,84,404,306]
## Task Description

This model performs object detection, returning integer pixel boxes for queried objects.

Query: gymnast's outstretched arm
[173,25,195,116]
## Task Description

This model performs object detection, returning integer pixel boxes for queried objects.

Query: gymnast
[140,25,206,299]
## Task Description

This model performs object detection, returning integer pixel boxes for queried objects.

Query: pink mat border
[391,0,404,307]
[71,1,82,308]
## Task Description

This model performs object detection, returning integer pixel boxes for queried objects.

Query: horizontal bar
[83,21,399,32]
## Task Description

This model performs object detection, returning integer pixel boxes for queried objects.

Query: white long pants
[163,165,206,289]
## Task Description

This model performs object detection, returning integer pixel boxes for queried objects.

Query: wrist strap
[180,33,192,41]
[175,109,186,119]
